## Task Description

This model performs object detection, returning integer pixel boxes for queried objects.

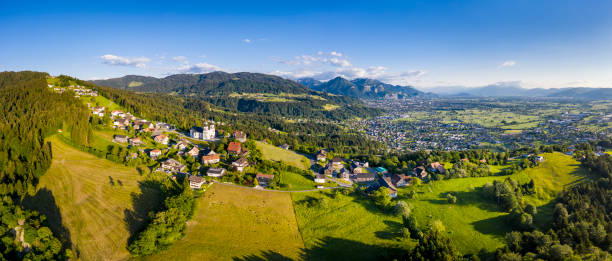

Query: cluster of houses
[314,150,451,197]
[48,83,98,97]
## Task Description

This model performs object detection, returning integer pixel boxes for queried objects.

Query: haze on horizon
[1,0,611,89]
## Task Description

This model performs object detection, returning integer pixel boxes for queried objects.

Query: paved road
[212,181,341,193]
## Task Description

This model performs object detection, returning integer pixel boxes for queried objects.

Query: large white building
[190,124,215,140]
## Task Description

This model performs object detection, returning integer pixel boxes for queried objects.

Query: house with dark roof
[314,174,326,183]
[160,158,186,173]
[256,173,275,187]
[232,157,249,172]
[413,166,428,180]
[113,135,128,143]
[315,149,327,161]
[378,176,398,198]
[391,174,412,187]
[189,175,206,189]
[207,167,226,177]
[353,173,376,183]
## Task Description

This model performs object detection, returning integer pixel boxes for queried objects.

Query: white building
[190,124,215,140]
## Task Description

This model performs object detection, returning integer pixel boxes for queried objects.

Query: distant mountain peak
[298,76,424,99]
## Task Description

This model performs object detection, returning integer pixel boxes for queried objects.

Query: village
[351,98,611,152]
[77,97,457,197]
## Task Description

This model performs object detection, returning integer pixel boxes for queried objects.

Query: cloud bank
[274,51,426,85]
[100,54,150,68]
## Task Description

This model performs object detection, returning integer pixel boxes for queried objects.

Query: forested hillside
[0,71,92,259]
[299,76,424,99]
[91,72,380,120]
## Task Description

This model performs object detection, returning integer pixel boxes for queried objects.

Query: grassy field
[256,141,310,170]
[292,191,408,260]
[293,152,588,256]
[397,176,517,254]
[144,184,304,261]
[278,171,316,191]
[24,136,160,261]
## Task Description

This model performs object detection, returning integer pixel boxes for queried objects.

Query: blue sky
[1,0,611,89]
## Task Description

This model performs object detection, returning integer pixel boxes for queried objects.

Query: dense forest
[91,72,382,121]
[0,71,91,259]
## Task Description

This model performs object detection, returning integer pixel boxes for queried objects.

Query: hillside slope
[24,136,161,261]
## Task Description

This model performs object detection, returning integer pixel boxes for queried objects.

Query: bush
[395,201,412,216]
[446,193,457,204]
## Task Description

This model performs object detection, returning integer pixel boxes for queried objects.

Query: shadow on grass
[299,236,405,260]
[124,180,164,245]
[471,214,510,237]
[22,188,77,257]
[232,250,294,261]
[375,220,404,240]
[424,190,503,213]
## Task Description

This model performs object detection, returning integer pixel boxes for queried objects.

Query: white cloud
[176,62,221,73]
[243,38,251,43]
[172,56,187,62]
[100,54,150,68]
[499,60,516,68]
[274,51,426,85]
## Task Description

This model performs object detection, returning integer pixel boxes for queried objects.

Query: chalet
[129,137,143,146]
[207,167,226,177]
[149,149,162,158]
[233,130,247,142]
[150,128,161,136]
[190,124,215,140]
[378,176,398,198]
[413,166,428,180]
[161,158,186,173]
[256,173,275,187]
[187,147,200,157]
[113,118,130,127]
[428,162,446,174]
[92,106,105,116]
[201,152,220,165]
[315,150,327,161]
[535,156,545,163]
[154,135,169,145]
[331,157,343,168]
[113,135,128,143]
[227,142,242,155]
[322,165,334,176]
[188,175,206,189]
[176,140,190,151]
[314,174,326,183]
[479,159,487,164]
[354,172,376,183]
[111,110,124,118]
[391,174,412,187]
[351,161,369,174]
[338,168,351,180]
[280,144,290,150]
[232,157,249,172]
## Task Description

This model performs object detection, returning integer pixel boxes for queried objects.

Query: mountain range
[298,77,425,99]
[91,71,310,95]
[425,82,612,99]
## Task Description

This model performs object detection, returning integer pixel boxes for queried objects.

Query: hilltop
[299,77,424,99]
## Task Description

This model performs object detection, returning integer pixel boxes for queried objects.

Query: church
[190,123,215,140]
